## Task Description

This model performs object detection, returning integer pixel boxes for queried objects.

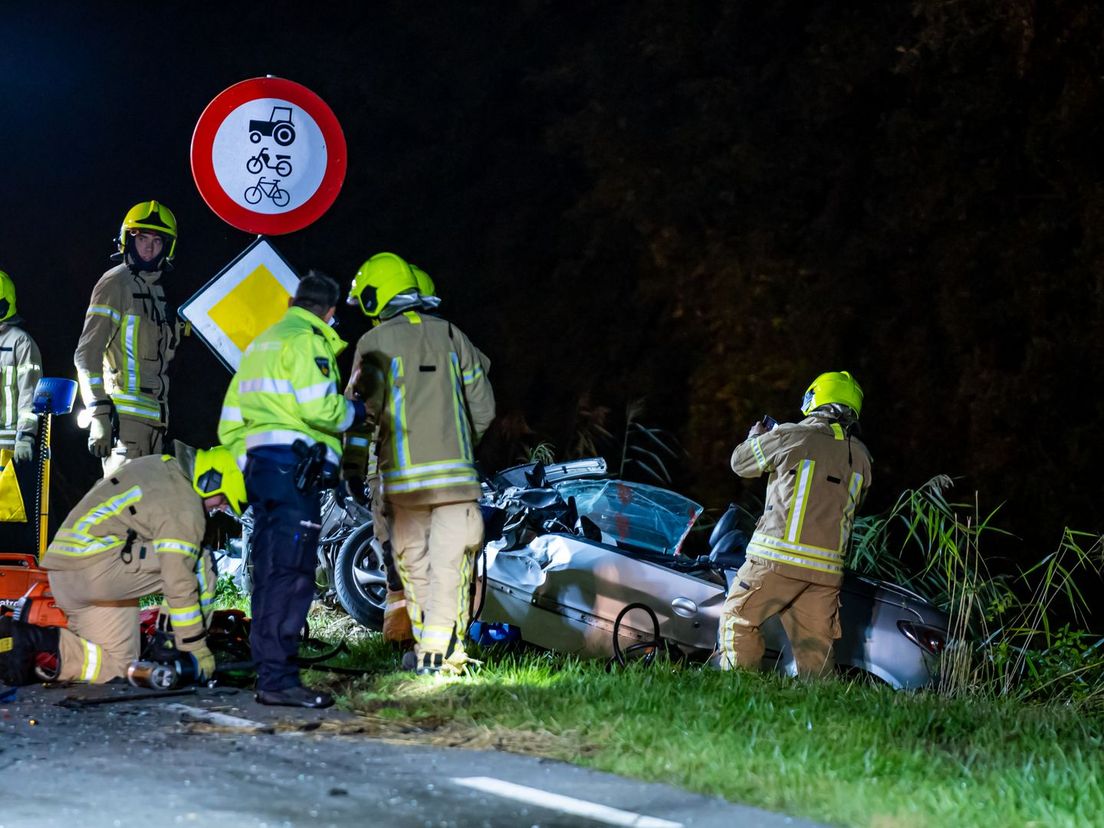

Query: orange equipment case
[0,552,67,627]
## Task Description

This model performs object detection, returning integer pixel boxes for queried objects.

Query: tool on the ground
[57,686,196,709]
[126,658,198,690]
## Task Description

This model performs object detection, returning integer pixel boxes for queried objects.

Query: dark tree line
[14,1,1103,562]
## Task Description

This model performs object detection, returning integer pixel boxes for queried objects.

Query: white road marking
[166,703,266,730]
[451,776,684,827]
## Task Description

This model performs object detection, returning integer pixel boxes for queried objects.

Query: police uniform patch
[315,357,331,378]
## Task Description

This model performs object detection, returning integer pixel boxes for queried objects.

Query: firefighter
[719,371,872,677]
[0,445,243,687]
[345,252,495,675]
[0,271,42,464]
[0,272,42,541]
[342,263,441,647]
[218,271,368,708]
[75,201,183,476]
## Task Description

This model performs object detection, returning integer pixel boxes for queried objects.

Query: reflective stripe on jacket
[217,306,355,467]
[0,323,42,450]
[74,265,180,425]
[40,453,212,652]
[346,311,495,506]
[731,415,872,585]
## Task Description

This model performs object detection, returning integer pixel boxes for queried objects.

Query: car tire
[333,522,387,630]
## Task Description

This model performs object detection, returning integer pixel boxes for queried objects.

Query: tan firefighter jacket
[0,323,42,451]
[40,453,214,652]
[74,264,181,427]
[731,414,872,586]
[344,311,495,506]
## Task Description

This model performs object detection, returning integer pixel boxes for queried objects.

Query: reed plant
[849,477,1104,706]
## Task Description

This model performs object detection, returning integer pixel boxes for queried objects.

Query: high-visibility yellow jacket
[345,311,495,506]
[0,323,42,451]
[74,265,181,426]
[218,306,356,468]
[40,453,214,653]
[731,414,872,585]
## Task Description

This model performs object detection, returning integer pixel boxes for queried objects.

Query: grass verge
[296,607,1104,828]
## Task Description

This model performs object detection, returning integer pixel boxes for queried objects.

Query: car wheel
[333,523,387,630]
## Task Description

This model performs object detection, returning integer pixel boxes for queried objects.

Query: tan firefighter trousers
[103,417,165,476]
[719,558,842,677]
[48,548,167,683]
[388,500,483,659]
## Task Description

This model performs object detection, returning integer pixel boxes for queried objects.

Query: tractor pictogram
[248,106,296,146]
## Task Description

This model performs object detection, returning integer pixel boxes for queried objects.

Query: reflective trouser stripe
[81,640,103,682]
[421,625,454,652]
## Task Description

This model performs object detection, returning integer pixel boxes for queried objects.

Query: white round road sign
[191,77,347,235]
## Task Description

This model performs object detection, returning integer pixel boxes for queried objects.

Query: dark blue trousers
[245,447,321,692]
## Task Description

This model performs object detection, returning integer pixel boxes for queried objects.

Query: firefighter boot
[0,617,60,686]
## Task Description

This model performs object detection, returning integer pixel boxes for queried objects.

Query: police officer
[75,201,183,475]
[218,271,367,708]
[719,371,872,677]
[345,253,495,676]
[0,444,242,687]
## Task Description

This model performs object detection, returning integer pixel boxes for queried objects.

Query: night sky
[4,2,1103,578]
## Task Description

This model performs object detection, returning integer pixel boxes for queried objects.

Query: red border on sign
[190,77,347,235]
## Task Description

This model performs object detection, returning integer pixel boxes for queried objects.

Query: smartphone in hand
[761,416,777,431]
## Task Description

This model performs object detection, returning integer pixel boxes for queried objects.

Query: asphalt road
[0,683,824,828]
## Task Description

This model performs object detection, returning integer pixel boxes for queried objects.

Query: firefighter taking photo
[719,371,872,677]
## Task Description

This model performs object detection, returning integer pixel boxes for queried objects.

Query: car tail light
[897,621,946,655]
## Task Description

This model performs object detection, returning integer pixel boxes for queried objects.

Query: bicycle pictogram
[249,106,296,146]
[246,147,293,177]
[244,177,290,207]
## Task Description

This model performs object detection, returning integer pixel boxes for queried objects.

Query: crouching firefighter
[0,445,245,686]
[718,371,872,678]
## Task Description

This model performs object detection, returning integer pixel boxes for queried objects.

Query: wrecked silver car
[476,459,948,689]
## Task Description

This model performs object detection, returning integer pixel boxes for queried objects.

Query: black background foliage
[2,1,1102,565]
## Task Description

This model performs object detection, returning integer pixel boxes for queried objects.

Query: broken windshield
[554,479,703,555]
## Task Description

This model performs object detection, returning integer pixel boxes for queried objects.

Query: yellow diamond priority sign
[181,238,299,371]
